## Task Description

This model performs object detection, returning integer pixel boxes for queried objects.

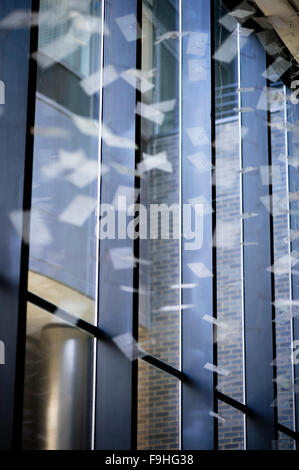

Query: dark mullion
[277,423,299,444]
[210,0,218,452]
[13,0,40,449]
[140,355,184,381]
[131,0,143,451]
[241,33,276,449]
[216,390,250,416]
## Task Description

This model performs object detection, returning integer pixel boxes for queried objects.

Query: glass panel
[270,84,296,431]
[138,0,180,368]
[22,303,93,449]
[276,431,296,451]
[27,0,102,324]
[217,400,245,450]
[214,1,245,404]
[137,360,180,450]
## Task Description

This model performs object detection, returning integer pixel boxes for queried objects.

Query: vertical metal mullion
[287,78,299,445]
[266,76,279,449]
[240,35,276,450]
[0,0,39,449]
[13,0,40,450]
[131,0,143,452]
[210,0,218,452]
[94,0,139,450]
[181,0,214,450]
[92,0,106,451]
[237,23,247,450]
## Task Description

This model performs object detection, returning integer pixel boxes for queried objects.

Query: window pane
[217,400,245,450]
[270,84,296,431]
[138,0,180,369]
[276,431,296,451]
[22,303,93,449]
[137,360,180,450]
[214,1,245,404]
[28,0,102,324]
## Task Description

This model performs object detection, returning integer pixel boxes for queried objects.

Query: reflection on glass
[217,401,245,450]
[276,431,295,450]
[138,0,180,369]
[28,0,102,324]
[137,360,180,450]
[22,0,102,450]
[270,84,296,432]
[22,303,93,449]
[214,1,245,406]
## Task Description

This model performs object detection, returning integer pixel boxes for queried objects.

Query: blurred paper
[203,314,229,329]
[31,126,69,138]
[267,253,299,276]
[113,332,140,361]
[136,102,165,125]
[219,13,238,32]
[170,283,197,289]
[209,411,225,423]
[153,304,194,313]
[214,33,238,63]
[121,68,154,93]
[188,152,213,173]
[138,152,172,174]
[112,185,139,211]
[260,193,288,216]
[9,209,52,246]
[228,2,255,20]
[214,219,240,249]
[152,99,176,113]
[262,57,291,82]
[257,31,283,56]
[240,212,258,220]
[110,247,150,270]
[188,263,213,278]
[188,195,213,216]
[102,124,137,149]
[110,247,135,269]
[187,126,209,147]
[110,162,140,178]
[80,65,118,95]
[66,160,98,188]
[233,107,254,113]
[278,154,299,168]
[260,165,282,185]
[257,86,285,112]
[0,9,31,29]
[204,362,230,376]
[188,59,207,81]
[116,14,142,42]
[71,114,99,137]
[33,32,81,69]
[154,30,190,45]
[186,32,209,56]
[59,195,97,227]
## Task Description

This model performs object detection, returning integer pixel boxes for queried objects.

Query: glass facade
[1,0,299,452]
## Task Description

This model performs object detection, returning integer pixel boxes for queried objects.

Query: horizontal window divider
[27,291,106,340]
[27,291,183,380]
[139,354,184,381]
[216,390,250,415]
[277,423,299,443]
